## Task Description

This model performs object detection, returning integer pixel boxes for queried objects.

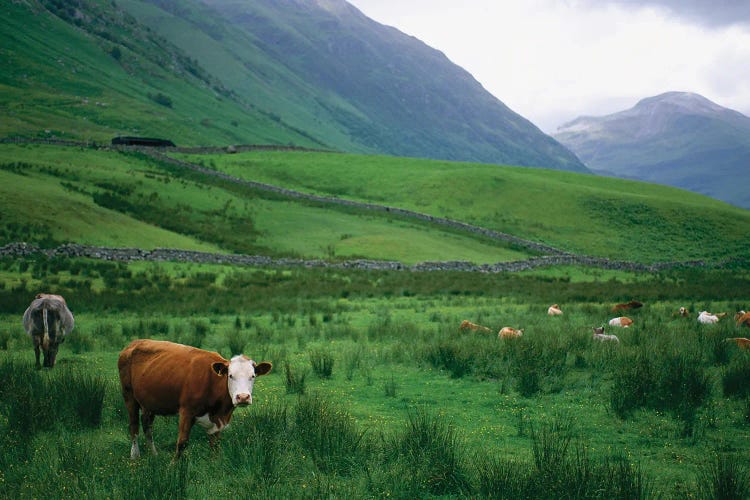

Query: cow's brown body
[725,337,750,349]
[612,300,643,313]
[459,320,492,332]
[499,327,524,339]
[735,311,750,327]
[118,339,270,458]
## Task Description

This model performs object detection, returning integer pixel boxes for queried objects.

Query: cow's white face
[224,355,272,406]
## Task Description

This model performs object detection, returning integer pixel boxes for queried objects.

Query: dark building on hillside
[111,136,176,147]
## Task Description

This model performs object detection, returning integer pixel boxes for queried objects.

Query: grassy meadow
[1,256,750,498]
[171,150,750,263]
[2,143,750,498]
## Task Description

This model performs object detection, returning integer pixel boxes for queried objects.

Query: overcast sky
[346,0,750,133]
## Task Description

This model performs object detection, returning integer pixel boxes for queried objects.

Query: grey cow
[22,293,75,368]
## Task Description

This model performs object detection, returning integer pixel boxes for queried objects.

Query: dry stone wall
[0,242,715,273]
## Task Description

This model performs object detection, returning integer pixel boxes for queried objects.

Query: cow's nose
[236,393,252,405]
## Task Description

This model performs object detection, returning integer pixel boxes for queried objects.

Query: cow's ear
[212,362,229,376]
[254,362,272,376]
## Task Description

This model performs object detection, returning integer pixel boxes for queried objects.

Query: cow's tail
[42,307,50,350]
[42,305,58,350]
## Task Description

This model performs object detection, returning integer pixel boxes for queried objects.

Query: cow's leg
[33,337,41,370]
[141,410,157,456]
[175,410,195,459]
[122,392,141,459]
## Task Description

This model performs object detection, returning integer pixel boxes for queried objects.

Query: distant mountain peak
[553,91,750,209]
[634,91,728,116]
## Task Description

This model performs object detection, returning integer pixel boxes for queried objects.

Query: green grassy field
[1,258,749,498]
[172,149,750,263]
[0,143,534,263]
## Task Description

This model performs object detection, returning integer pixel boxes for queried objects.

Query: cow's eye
[228,374,234,379]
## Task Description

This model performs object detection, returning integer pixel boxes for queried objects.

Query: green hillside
[0,0,321,147]
[171,149,750,263]
[0,144,530,264]
[2,142,747,266]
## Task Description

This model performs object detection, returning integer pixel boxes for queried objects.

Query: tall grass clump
[383,407,470,496]
[309,348,335,378]
[225,329,245,356]
[424,340,474,378]
[508,341,542,396]
[475,416,649,498]
[722,355,750,399]
[55,369,107,429]
[473,454,531,498]
[111,456,191,499]
[222,401,293,486]
[696,453,749,500]
[284,363,307,394]
[293,394,367,475]
[611,349,710,435]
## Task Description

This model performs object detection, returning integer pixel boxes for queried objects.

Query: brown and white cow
[547,304,563,316]
[118,339,272,459]
[677,307,690,318]
[22,293,74,368]
[611,300,643,313]
[498,327,524,339]
[608,316,633,328]
[735,310,750,327]
[592,326,619,343]
[459,320,492,333]
[725,337,750,349]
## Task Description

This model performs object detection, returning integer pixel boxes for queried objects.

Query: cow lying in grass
[698,311,726,324]
[735,310,750,327]
[547,304,563,315]
[608,316,633,328]
[612,300,643,313]
[725,337,750,349]
[498,327,523,339]
[592,326,619,343]
[118,339,272,459]
[459,320,492,333]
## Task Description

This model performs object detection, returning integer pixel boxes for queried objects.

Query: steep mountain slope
[554,92,750,208]
[119,0,588,171]
[0,0,323,147]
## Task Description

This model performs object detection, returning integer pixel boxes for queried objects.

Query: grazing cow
[22,293,75,368]
[612,300,643,313]
[592,326,619,343]
[547,304,563,316]
[608,316,633,328]
[735,310,750,327]
[677,307,690,318]
[498,327,524,339]
[459,320,492,333]
[697,311,724,324]
[725,337,750,349]
[118,339,272,459]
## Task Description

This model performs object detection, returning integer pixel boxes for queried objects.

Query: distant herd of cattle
[460,300,750,346]
[17,293,750,459]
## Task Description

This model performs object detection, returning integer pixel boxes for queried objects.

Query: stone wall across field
[0,242,718,274]
[151,152,567,256]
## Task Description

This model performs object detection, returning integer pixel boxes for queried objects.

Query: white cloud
[348,0,750,133]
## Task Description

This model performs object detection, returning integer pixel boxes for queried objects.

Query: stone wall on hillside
[0,242,718,274]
